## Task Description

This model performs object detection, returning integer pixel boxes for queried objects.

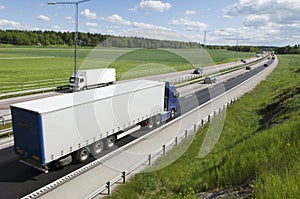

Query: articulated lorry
[11,80,179,172]
[69,68,116,91]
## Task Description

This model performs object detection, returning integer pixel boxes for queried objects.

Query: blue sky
[0,0,299,46]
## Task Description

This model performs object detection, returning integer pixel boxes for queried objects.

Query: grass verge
[0,47,255,83]
[107,54,300,199]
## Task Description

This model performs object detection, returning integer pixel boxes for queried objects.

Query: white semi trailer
[69,68,116,91]
[11,80,179,172]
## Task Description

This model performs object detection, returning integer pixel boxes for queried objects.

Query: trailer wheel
[91,141,104,156]
[106,136,116,149]
[154,115,161,126]
[147,117,154,129]
[170,109,175,120]
[76,147,90,163]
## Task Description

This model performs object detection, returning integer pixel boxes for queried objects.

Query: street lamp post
[48,0,90,91]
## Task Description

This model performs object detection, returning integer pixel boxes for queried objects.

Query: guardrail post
[194,124,197,132]
[148,154,152,165]
[162,145,166,155]
[185,130,188,138]
[219,107,221,114]
[214,111,216,117]
[201,119,204,126]
[208,115,211,122]
[0,117,3,126]
[175,137,178,146]
[106,181,111,195]
[122,171,126,184]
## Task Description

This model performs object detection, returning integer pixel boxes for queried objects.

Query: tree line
[0,30,107,46]
[0,29,202,49]
[1,29,297,54]
[274,45,300,54]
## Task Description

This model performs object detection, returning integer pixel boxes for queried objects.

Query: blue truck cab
[164,82,179,120]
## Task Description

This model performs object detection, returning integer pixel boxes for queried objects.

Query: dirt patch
[258,87,300,129]
[197,176,255,199]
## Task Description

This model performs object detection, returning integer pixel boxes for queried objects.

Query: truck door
[164,82,178,111]
[11,107,44,165]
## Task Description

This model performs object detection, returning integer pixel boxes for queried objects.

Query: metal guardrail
[0,78,68,98]
[170,56,267,87]
[0,127,13,137]
[0,114,11,126]
[22,98,239,199]
[85,99,238,198]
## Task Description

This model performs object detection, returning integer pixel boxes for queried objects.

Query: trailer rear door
[11,107,44,165]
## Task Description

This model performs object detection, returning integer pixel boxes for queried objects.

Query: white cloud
[0,19,20,28]
[223,0,300,25]
[107,14,131,26]
[37,15,50,21]
[52,25,63,30]
[206,27,284,46]
[129,0,171,12]
[0,5,5,10]
[221,0,300,45]
[80,9,97,19]
[169,18,208,31]
[65,16,73,21]
[244,14,270,27]
[103,14,170,32]
[185,10,197,16]
[85,22,99,28]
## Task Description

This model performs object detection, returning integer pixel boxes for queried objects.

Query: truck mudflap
[20,159,49,173]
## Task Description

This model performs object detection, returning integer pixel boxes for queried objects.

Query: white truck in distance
[69,68,116,91]
[11,80,179,172]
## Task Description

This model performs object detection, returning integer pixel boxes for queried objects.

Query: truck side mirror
[174,91,179,98]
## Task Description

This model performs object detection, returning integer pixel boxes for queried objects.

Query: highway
[0,57,260,118]
[0,57,276,199]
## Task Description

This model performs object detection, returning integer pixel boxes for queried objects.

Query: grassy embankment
[107,54,300,199]
[0,47,254,83]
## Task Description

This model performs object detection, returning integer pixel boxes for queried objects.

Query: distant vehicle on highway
[241,59,246,63]
[193,67,203,74]
[246,66,251,70]
[204,76,216,84]
[264,63,268,67]
[69,68,116,91]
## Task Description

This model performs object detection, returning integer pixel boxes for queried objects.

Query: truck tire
[106,136,116,149]
[170,109,175,120]
[76,147,90,163]
[91,141,104,156]
[154,115,161,126]
[147,117,154,129]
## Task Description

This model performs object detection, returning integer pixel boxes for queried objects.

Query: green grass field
[0,47,255,83]
[107,55,300,199]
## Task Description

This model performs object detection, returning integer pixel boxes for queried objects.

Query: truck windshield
[69,77,76,83]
